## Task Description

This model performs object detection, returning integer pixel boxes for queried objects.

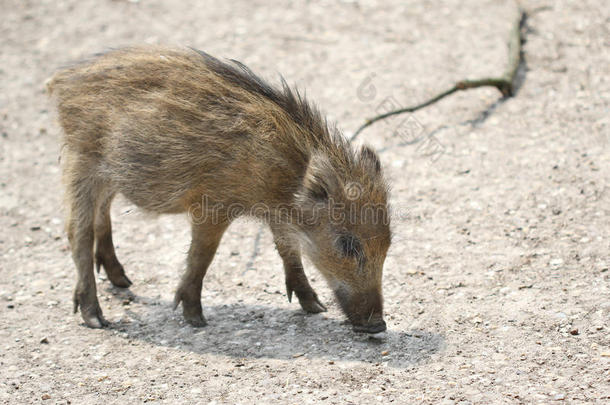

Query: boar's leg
[94,192,132,288]
[65,162,108,328]
[271,226,327,313]
[173,221,229,326]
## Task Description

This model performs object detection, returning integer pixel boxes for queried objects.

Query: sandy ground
[1,0,608,403]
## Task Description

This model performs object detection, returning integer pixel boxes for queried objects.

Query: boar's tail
[44,75,57,95]
[44,69,69,95]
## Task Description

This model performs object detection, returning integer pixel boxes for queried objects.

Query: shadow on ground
[102,288,445,369]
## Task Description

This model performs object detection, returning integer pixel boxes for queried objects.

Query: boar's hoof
[83,312,109,329]
[287,285,327,313]
[300,297,327,313]
[352,320,387,334]
[185,314,208,327]
[173,290,207,327]
[95,257,132,288]
[181,305,207,327]
[110,274,132,289]
[74,298,108,328]
[298,293,327,314]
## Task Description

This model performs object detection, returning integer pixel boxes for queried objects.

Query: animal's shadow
[104,288,445,368]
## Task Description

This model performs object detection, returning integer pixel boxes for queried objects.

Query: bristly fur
[191,47,331,141]
[48,45,391,332]
[49,45,350,164]
[190,47,352,168]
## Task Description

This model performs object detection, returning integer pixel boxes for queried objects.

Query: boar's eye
[336,234,363,260]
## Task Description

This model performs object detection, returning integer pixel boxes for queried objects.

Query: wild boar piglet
[47,46,392,334]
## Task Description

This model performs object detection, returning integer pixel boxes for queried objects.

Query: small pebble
[569,328,579,335]
[550,258,563,266]
[381,350,390,356]
[40,337,49,344]
[41,394,51,400]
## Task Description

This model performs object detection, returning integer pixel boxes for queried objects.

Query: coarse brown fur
[47,46,391,333]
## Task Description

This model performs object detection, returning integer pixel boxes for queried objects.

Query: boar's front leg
[271,226,327,313]
[173,221,228,326]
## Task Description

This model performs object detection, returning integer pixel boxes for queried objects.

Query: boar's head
[295,145,391,333]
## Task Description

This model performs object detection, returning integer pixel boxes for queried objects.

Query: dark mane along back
[190,47,343,150]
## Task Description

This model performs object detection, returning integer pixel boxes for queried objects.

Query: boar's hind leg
[271,227,327,313]
[94,192,132,288]
[173,221,229,327]
[65,165,108,328]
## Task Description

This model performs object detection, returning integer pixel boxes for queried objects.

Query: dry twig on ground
[349,7,526,143]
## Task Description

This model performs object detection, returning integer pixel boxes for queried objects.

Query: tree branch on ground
[349,6,527,143]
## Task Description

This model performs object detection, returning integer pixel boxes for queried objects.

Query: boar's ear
[359,145,381,174]
[302,152,340,202]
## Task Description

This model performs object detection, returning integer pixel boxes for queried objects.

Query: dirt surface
[1,0,608,403]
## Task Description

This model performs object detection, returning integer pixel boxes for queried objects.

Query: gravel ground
[0,0,608,403]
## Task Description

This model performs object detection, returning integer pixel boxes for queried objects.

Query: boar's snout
[334,286,386,334]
